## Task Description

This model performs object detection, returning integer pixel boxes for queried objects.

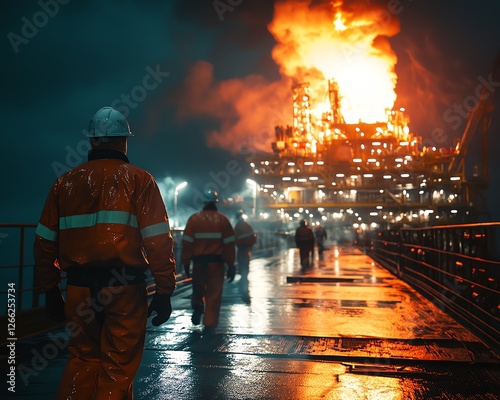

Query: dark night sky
[1,0,499,224]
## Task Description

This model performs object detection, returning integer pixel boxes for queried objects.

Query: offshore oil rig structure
[245,56,499,237]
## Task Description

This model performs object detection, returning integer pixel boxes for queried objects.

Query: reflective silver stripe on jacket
[236,231,254,240]
[141,221,170,239]
[35,223,58,241]
[194,232,222,239]
[59,211,138,230]
[183,232,235,243]
[38,212,169,241]
[223,235,235,244]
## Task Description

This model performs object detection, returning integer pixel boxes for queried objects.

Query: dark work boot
[191,304,204,325]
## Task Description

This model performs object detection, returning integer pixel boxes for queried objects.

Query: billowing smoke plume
[177,60,292,155]
[177,0,401,153]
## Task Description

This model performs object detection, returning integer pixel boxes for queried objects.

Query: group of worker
[295,219,328,269]
[33,107,258,399]
[33,106,326,399]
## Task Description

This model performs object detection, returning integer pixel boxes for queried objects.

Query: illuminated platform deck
[6,245,500,399]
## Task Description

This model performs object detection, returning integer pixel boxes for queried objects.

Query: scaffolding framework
[247,78,486,228]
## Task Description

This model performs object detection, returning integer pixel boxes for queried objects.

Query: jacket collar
[88,149,129,163]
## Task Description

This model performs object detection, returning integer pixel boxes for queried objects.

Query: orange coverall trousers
[57,283,147,400]
[191,261,225,329]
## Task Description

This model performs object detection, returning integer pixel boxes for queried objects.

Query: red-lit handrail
[368,222,500,351]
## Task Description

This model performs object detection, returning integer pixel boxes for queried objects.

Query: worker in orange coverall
[295,219,315,269]
[181,189,236,335]
[234,210,256,304]
[34,106,176,400]
[314,223,327,255]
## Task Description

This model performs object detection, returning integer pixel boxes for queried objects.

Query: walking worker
[314,223,327,255]
[181,189,236,335]
[34,106,176,399]
[295,219,315,269]
[234,210,257,303]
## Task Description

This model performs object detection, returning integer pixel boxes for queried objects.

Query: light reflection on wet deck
[10,245,500,399]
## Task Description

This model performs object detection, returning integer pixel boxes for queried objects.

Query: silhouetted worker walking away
[295,219,315,269]
[34,106,176,399]
[234,210,256,303]
[181,189,236,335]
[314,223,327,255]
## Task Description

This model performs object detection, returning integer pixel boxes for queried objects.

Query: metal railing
[0,223,37,313]
[0,225,187,316]
[3,220,499,352]
[0,224,286,317]
[368,222,500,352]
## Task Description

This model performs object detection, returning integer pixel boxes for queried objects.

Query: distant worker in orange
[34,106,176,399]
[182,189,236,335]
[234,210,257,304]
[314,223,327,255]
[295,219,315,269]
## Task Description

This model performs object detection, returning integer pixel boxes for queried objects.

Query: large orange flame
[177,0,402,154]
[268,0,400,124]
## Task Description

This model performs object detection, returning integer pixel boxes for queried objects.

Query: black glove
[227,265,236,283]
[183,264,191,278]
[148,293,172,326]
[45,286,65,321]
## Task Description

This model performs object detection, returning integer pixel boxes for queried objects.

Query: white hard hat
[203,189,218,202]
[87,107,133,137]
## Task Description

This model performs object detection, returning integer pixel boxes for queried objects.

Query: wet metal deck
[6,246,500,399]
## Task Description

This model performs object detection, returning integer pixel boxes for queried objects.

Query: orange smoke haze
[177,61,292,154]
[178,0,402,154]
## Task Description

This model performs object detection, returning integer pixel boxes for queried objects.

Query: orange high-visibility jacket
[34,151,176,295]
[181,210,235,266]
[234,220,256,248]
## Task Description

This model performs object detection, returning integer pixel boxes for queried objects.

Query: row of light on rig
[257,172,463,183]
[250,156,414,169]
[274,174,462,183]
[262,188,458,219]
[250,146,420,167]
[261,185,461,201]
[251,156,416,168]
[273,206,455,226]
[250,162,462,182]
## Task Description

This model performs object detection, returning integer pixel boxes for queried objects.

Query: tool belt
[65,266,146,287]
[192,254,225,264]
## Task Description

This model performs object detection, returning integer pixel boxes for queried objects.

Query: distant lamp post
[246,179,257,218]
[174,181,187,227]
